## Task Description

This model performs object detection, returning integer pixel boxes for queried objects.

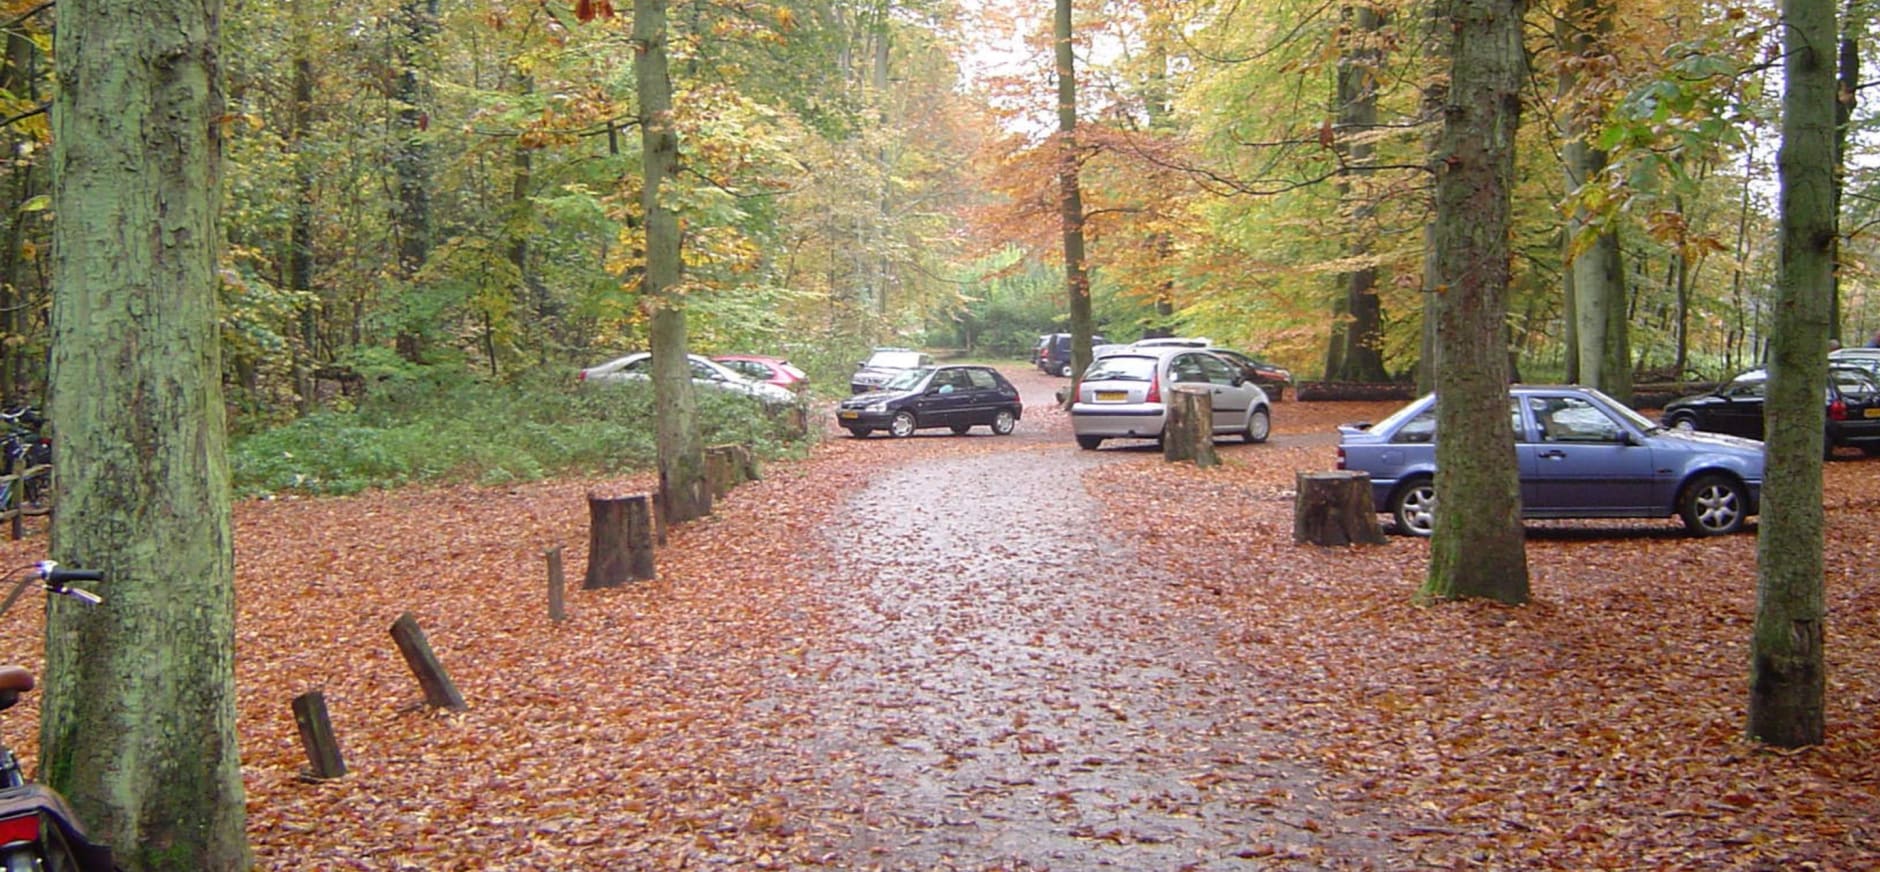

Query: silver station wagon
[1337,386,1766,537]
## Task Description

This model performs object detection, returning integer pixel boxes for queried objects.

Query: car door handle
[1539,449,1568,460]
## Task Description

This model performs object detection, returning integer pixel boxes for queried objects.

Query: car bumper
[1070,403,1167,438]
[835,409,895,429]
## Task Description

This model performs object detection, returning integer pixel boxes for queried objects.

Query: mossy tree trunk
[1749,0,1832,748]
[43,0,248,867]
[1056,0,1095,389]
[1418,0,1530,605]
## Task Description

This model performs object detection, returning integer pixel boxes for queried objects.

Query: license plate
[1095,390,1128,402]
[1865,408,1880,418]
[838,410,859,419]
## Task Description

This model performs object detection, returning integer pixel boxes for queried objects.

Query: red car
[713,354,809,391]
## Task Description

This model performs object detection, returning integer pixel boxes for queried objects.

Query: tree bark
[44,0,249,865]
[1294,471,1387,546]
[1419,0,1530,605]
[1162,386,1216,468]
[637,0,709,525]
[1056,0,1095,390]
[1328,2,1390,383]
[1749,0,1832,748]
[1560,0,1631,401]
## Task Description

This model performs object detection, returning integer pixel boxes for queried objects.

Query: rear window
[1083,355,1156,382]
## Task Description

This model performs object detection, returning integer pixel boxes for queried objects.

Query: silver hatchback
[1070,347,1272,450]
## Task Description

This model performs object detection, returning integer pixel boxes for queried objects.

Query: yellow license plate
[838,410,859,419]
[1095,390,1128,402]
[1865,408,1880,418]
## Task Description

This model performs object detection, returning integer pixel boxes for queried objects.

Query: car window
[1170,353,1211,383]
[689,359,726,381]
[621,358,650,375]
[966,368,998,390]
[1392,408,1437,444]
[1831,368,1878,400]
[1534,396,1624,442]
[1725,375,1766,399]
[884,367,931,391]
[1194,354,1239,385]
[1084,355,1156,382]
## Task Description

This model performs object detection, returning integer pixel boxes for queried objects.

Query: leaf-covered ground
[0,367,1873,869]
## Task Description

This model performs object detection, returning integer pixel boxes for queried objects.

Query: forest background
[0,0,1867,488]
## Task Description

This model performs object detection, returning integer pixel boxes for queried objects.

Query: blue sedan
[1336,386,1765,536]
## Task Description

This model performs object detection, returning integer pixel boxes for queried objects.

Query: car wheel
[889,411,917,438]
[1243,407,1271,444]
[950,424,972,435]
[992,409,1017,435]
[1391,478,1436,537]
[847,427,870,438]
[1668,413,1697,432]
[1076,435,1103,450]
[1679,474,1747,536]
[1058,363,1073,378]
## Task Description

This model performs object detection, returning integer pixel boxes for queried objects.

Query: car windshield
[1574,386,1662,433]
[866,351,924,368]
[1082,355,1157,382]
[883,367,933,391]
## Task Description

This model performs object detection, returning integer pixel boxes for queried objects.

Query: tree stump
[291,690,347,780]
[585,492,656,588]
[545,546,567,622]
[705,443,756,499]
[389,612,467,710]
[1163,385,1218,468]
[1293,470,1387,546]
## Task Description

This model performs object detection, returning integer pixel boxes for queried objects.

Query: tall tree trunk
[638,0,707,523]
[1750,0,1832,748]
[45,0,248,866]
[392,0,437,363]
[1560,0,1630,400]
[1419,0,1530,604]
[1831,0,1861,342]
[1056,0,1094,387]
[291,0,317,413]
[1330,3,1389,382]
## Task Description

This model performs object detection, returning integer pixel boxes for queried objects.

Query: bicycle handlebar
[34,562,104,605]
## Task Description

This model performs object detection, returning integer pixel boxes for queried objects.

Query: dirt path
[784,369,1393,868]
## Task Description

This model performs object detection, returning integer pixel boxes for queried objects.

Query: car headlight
[865,401,888,412]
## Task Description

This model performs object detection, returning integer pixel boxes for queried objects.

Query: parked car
[713,354,808,391]
[851,348,934,394]
[1070,346,1271,450]
[578,352,796,408]
[1035,333,1109,377]
[1659,365,1880,455]
[1207,348,1293,402]
[1130,336,1211,348]
[836,364,1023,438]
[1829,346,1880,378]
[1338,385,1765,537]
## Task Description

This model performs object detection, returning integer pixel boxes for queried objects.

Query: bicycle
[0,406,49,517]
[0,561,116,871]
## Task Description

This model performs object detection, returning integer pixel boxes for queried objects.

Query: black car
[850,347,934,394]
[1035,333,1107,377]
[1207,348,1293,401]
[1660,364,1880,454]
[837,365,1023,438]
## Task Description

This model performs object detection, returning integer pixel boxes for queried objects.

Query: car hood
[1655,427,1764,453]
[841,388,912,405]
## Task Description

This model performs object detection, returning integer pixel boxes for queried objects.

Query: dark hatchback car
[1035,333,1108,377]
[1208,348,1293,401]
[850,348,934,394]
[837,364,1023,438]
[1338,385,1765,537]
[1659,365,1880,455]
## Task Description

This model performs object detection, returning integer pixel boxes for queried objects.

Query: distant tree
[1749,0,1832,748]
[1056,0,1096,388]
[1418,0,1531,604]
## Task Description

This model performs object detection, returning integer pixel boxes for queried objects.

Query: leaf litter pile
[0,376,1871,869]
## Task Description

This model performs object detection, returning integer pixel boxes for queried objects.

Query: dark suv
[1034,333,1107,377]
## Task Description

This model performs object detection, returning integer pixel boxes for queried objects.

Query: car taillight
[577,371,587,382]
[0,812,40,846]
[1336,446,1347,470]
[1146,376,1160,404]
[1830,398,1848,421]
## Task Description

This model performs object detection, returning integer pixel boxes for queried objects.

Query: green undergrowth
[230,371,815,497]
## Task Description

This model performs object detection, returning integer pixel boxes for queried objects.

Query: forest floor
[0,366,1876,870]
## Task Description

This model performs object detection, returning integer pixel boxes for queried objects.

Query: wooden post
[1163,385,1218,468]
[585,492,656,589]
[545,546,566,622]
[291,690,347,780]
[1292,470,1388,546]
[389,612,467,710]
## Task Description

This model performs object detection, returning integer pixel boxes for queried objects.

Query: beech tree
[43,0,248,867]
[1419,0,1531,603]
[1056,0,1096,385]
[1749,0,1833,747]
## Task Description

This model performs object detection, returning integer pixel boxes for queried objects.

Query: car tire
[889,411,917,438]
[1679,474,1747,536]
[992,409,1017,435]
[1058,363,1073,378]
[1243,407,1271,444]
[1391,477,1436,537]
[951,424,972,435]
[1076,435,1103,450]
[1667,413,1697,432]
[847,427,870,438]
